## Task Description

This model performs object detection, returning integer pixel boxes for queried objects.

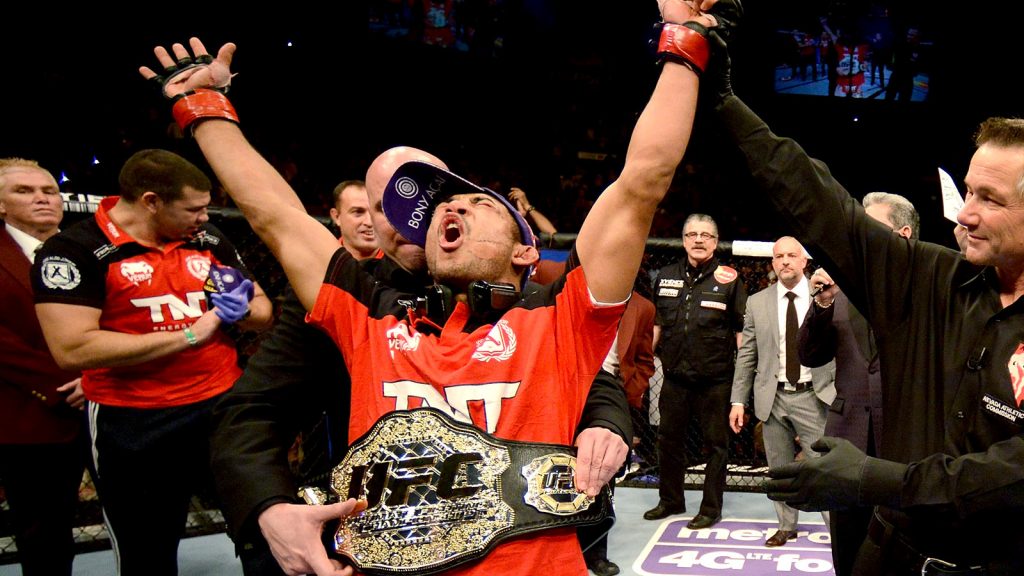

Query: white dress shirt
[775,277,812,384]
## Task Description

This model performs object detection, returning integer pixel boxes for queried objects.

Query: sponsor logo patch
[386,323,422,355]
[1008,342,1024,408]
[120,260,154,286]
[635,518,832,575]
[714,265,738,284]
[473,320,517,362]
[659,279,685,288]
[40,256,81,290]
[393,176,420,199]
[93,243,118,260]
[983,393,1024,425]
[186,255,212,281]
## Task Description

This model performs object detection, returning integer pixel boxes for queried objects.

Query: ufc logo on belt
[344,452,484,507]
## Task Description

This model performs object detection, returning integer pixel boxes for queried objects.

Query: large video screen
[770,2,932,102]
[369,0,509,56]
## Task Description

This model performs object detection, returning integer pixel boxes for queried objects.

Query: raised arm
[139,38,338,311]
[575,1,716,303]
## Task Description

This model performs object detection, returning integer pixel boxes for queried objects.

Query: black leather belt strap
[867,512,986,575]
[304,408,612,576]
[777,381,812,393]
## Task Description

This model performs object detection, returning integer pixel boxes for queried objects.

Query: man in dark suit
[0,158,86,576]
[797,192,918,576]
[729,236,835,547]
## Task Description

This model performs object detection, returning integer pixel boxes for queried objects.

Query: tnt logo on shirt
[131,291,206,324]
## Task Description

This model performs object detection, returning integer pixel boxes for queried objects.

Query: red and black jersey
[32,196,246,409]
[308,248,624,576]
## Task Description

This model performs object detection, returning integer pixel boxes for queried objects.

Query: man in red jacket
[0,158,86,576]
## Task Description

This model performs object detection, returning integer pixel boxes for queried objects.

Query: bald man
[729,237,836,547]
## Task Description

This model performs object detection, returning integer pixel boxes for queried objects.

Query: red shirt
[309,251,624,576]
[33,196,245,408]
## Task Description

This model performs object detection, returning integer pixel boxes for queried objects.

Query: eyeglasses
[683,232,717,240]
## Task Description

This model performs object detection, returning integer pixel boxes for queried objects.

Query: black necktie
[785,291,800,385]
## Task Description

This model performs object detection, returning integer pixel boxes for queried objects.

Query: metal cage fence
[0,209,779,561]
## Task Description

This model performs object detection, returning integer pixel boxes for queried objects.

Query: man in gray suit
[729,236,835,547]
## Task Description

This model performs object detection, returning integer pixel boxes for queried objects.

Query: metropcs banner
[634,518,834,575]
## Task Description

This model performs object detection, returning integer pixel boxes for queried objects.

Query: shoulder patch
[93,243,118,260]
[192,230,220,246]
[1008,342,1024,408]
[40,256,82,290]
[714,265,738,284]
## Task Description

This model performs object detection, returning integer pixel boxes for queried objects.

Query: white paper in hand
[938,167,964,223]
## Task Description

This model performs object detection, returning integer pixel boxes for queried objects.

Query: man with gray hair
[0,158,86,576]
[797,192,918,575]
[861,192,920,240]
[647,214,746,529]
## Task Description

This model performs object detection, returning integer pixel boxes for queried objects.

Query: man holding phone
[797,192,918,576]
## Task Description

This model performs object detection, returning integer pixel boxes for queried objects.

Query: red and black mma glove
[654,20,711,75]
[148,54,239,132]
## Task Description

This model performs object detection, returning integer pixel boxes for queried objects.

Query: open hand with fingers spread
[139,37,236,99]
[139,37,241,131]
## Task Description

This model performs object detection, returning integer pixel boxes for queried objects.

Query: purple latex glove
[210,279,254,324]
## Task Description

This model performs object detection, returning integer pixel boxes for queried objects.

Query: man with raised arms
[140,1,728,574]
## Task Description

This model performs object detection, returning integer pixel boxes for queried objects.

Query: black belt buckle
[778,381,811,393]
[302,407,612,575]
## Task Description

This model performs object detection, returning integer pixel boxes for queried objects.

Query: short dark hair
[975,118,1024,199]
[975,117,1024,148]
[118,149,212,202]
[331,179,366,208]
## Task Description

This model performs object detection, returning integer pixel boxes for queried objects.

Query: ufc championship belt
[299,407,612,575]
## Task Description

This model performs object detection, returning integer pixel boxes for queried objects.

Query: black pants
[239,543,288,576]
[830,505,873,576]
[0,430,88,576]
[578,479,615,562]
[656,377,730,517]
[91,395,220,576]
